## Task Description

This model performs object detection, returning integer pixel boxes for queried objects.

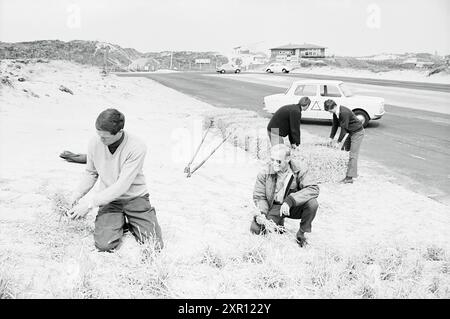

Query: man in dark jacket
[251,144,319,247]
[267,97,311,148]
[324,99,365,184]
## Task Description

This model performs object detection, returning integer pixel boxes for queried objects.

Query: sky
[0,0,449,56]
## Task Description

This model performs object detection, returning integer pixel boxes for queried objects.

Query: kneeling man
[251,144,319,246]
[68,108,163,251]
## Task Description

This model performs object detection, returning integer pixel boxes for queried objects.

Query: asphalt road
[263,72,450,93]
[117,72,450,204]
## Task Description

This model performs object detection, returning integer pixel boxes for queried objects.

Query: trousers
[345,129,364,178]
[250,198,318,235]
[94,193,163,252]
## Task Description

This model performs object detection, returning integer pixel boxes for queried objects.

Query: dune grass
[2,138,447,299]
[203,109,349,183]
[0,60,448,299]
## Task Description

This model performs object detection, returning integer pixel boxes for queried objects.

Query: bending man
[324,99,365,184]
[267,97,311,148]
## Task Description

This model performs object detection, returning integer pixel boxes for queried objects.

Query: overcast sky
[0,0,449,56]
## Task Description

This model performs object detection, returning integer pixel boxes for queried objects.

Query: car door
[290,84,319,119]
[317,85,344,120]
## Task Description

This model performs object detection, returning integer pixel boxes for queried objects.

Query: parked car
[216,63,241,74]
[263,80,385,127]
[265,63,291,73]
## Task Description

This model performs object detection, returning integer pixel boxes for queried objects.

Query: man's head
[298,96,311,111]
[270,144,291,173]
[95,108,125,145]
[324,99,338,114]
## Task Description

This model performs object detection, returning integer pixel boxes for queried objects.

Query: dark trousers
[344,129,364,178]
[250,198,318,235]
[94,194,163,252]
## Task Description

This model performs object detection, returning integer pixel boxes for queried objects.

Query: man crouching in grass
[68,108,164,252]
[251,144,319,247]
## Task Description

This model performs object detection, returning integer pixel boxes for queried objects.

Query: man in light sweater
[68,108,163,252]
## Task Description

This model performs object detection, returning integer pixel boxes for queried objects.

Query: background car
[263,80,385,127]
[216,63,241,74]
[265,63,291,73]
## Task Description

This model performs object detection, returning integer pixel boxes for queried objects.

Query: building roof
[270,43,326,50]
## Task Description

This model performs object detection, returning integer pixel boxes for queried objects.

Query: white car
[216,63,241,74]
[265,63,291,73]
[263,80,385,127]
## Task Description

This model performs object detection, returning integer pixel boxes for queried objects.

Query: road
[117,72,450,205]
[265,72,450,93]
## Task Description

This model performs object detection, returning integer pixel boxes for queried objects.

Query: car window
[320,85,342,97]
[294,85,316,96]
[294,85,304,95]
[339,83,354,97]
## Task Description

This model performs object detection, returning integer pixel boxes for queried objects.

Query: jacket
[267,104,302,146]
[330,105,363,142]
[253,158,319,214]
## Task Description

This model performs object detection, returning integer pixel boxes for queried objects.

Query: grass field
[0,60,448,298]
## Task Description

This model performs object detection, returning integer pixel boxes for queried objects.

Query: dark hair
[95,108,125,135]
[324,99,337,111]
[298,96,311,107]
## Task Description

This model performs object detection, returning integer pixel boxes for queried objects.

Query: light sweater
[77,132,148,207]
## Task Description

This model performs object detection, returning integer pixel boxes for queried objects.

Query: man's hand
[279,203,290,217]
[291,143,297,150]
[328,138,338,148]
[67,198,92,220]
[69,193,82,208]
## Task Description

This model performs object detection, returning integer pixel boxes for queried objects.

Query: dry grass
[1,60,448,299]
[203,109,348,183]
[0,265,15,299]
[4,146,446,299]
[1,153,448,299]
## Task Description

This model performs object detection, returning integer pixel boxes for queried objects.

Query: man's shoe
[275,225,286,235]
[296,231,308,247]
[340,176,353,184]
[123,222,131,234]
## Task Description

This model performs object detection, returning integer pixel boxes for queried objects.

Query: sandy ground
[0,60,448,298]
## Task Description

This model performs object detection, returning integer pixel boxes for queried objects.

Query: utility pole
[170,51,173,69]
[103,46,110,73]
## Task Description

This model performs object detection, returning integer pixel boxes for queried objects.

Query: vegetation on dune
[203,109,349,183]
[0,40,229,72]
[0,264,15,299]
[0,61,448,299]
[0,137,447,299]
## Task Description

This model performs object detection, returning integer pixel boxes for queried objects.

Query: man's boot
[275,219,286,234]
[340,176,353,184]
[296,229,308,247]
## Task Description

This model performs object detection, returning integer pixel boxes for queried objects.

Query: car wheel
[282,68,289,73]
[354,110,370,128]
[266,69,271,73]
[235,69,241,73]
[220,70,225,74]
